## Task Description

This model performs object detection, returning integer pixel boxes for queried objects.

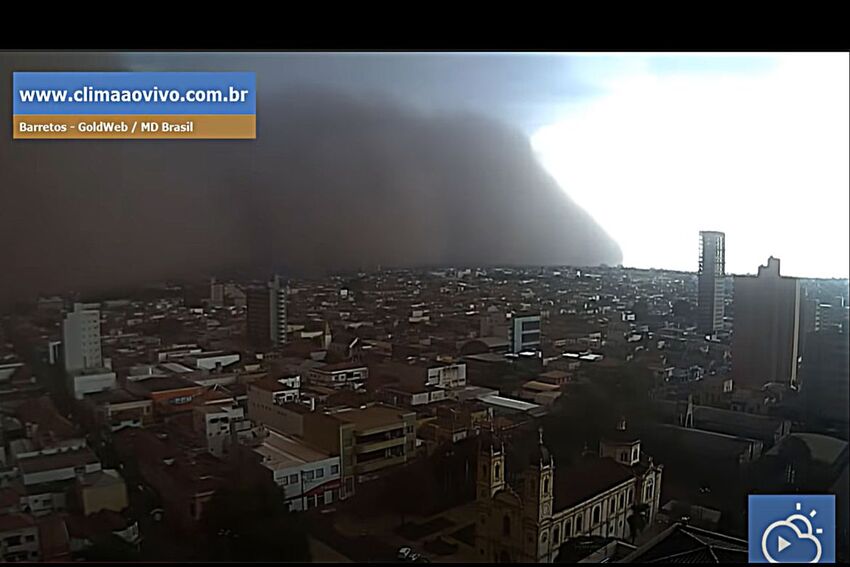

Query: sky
[531,53,850,279]
[124,51,848,279]
[1,52,847,302]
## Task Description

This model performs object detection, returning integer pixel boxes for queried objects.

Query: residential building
[0,514,40,562]
[731,257,801,390]
[192,403,249,458]
[246,275,287,350]
[62,303,103,373]
[510,313,542,354]
[302,404,417,497]
[251,429,341,511]
[307,362,368,390]
[800,329,850,436]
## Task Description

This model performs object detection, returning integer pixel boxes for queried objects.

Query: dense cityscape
[0,232,847,562]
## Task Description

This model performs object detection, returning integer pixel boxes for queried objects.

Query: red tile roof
[0,513,36,532]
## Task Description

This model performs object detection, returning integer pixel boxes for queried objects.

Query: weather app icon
[749,495,835,563]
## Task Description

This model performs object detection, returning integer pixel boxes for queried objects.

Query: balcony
[354,436,405,454]
[354,453,407,475]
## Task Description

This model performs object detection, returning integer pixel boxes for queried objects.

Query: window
[592,505,601,525]
[620,451,628,462]
[553,525,560,543]
[575,514,583,533]
[331,464,339,474]
[495,463,501,480]
[316,468,324,478]
[304,470,315,481]
[281,476,289,486]
[564,519,571,537]
[610,497,616,516]
[543,477,550,495]
[618,492,624,510]
[289,474,298,484]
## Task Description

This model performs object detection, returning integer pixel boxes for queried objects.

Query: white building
[62,303,103,372]
[426,362,467,389]
[510,313,541,354]
[308,362,368,390]
[193,404,249,458]
[67,369,116,400]
[253,430,342,511]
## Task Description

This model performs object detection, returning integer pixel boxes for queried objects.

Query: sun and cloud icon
[749,495,835,564]
[760,503,823,563]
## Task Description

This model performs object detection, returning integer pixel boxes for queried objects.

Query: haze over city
[1,52,847,305]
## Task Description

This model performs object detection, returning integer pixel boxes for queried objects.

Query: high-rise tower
[698,231,726,334]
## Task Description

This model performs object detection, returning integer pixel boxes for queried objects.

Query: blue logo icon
[749,495,835,563]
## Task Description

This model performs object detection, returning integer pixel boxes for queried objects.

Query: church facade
[475,422,663,563]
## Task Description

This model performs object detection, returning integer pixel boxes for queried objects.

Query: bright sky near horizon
[531,53,849,279]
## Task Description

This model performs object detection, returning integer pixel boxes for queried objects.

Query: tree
[200,480,311,562]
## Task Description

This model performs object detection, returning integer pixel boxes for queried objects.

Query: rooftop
[620,522,748,563]
[254,430,332,470]
[18,447,100,475]
[327,404,412,431]
[553,456,635,512]
[315,361,369,372]
[128,375,199,394]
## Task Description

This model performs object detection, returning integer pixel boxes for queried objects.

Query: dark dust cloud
[0,53,622,304]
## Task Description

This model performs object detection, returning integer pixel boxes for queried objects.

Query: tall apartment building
[246,276,287,350]
[698,231,726,334]
[62,302,102,372]
[731,257,801,390]
[800,329,849,435]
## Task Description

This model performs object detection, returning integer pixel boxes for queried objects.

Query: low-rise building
[82,388,154,433]
[192,403,249,458]
[307,362,368,390]
[75,469,128,516]
[251,429,341,511]
[126,376,203,419]
[303,404,417,496]
[0,513,40,561]
[67,368,117,400]
[17,447,101,487]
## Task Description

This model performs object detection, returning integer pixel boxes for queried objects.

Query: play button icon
[777,536,791,553]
